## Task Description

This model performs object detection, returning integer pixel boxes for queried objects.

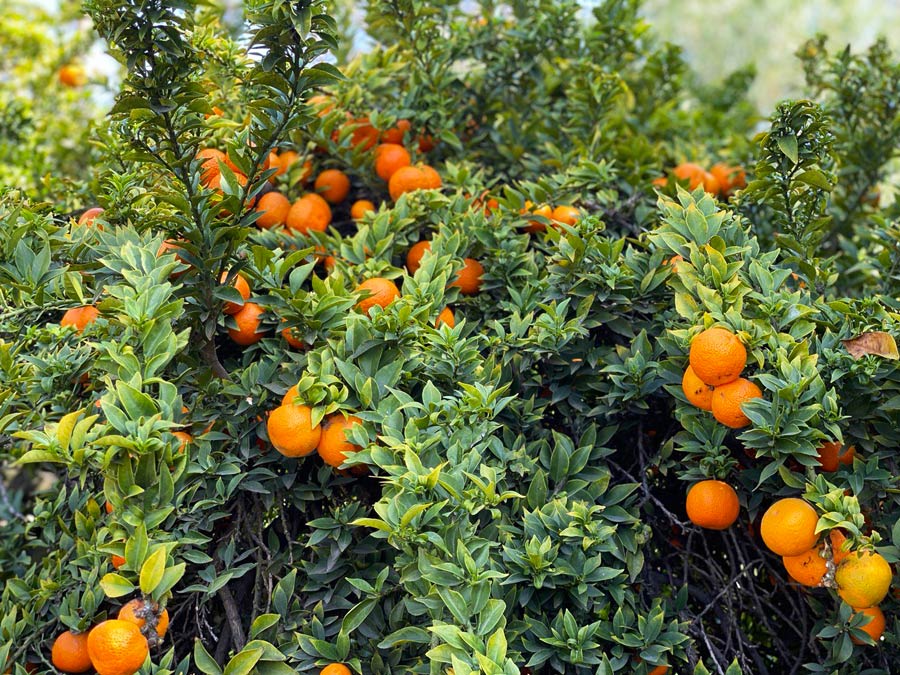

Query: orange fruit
[58,64,87,87]
[783,546,828,587]
[816,441,857,472]
[348,117,380,151]
[273,150,296,176]
[105,501,113,514]
[281,384,299,406]
[374,143,412,181]
[207,169,254,208]
[117,599,169,639]
[281,323,305,350]
[267,404,321,457]
[710,163,746,195]
[51,630,92,673]
[681,365,715,410]
[436,307,455,328]
[78,207,105,227]
[522,202,552,233]
[685,480,739,530]
[830,530,850,565]
[649,667,669,675]
[196,148,226,187]
[255,192,291,229]
[227,301,266,346]
[381,119,411,145]
[760,498,819,556]
[851,606,886,645]
[664,255,684,271]
[111,555,126,569]
[673,162,720,194]
[450,258,483,295]
[315,169,351,204]
[356,278,401,315]
[551,205,580,226]
[320,665,352,675]
[171,431,192,454]
[651,176,668,189]
[417,134,436,152]
[86,620,148,675]
[286,193,332,234]
[406,241,431,274]
[688,327,746,386]
[711,377,762,428]
[317,414,363,467]
[61,305,100,333]
[350,199,375,220]
[835,550,893,608]
[220,271,251,315]
[388,165,442,201]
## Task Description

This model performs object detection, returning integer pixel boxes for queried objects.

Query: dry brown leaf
[841,332,899,360]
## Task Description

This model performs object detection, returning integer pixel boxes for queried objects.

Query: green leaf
[139,547,168,595]
[776,135,799,164]
[341,598,376,635]
[194,639,223,675]
[224,648,263,675]
[99,573,134,598]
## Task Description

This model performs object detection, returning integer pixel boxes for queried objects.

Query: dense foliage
[2,1,900,674]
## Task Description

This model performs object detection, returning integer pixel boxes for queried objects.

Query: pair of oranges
[50,600,167,675]
[654,162,746,199]
[681,326,762,428]
[266,392,362,469]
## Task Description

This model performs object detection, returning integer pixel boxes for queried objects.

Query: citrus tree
[2,1,900,675]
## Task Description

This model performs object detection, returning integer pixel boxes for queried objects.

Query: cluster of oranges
[654,162,746,199]
[681,326,762,428]
[520,201,580,234]
[679,328,891,645]
[50,599,167,675]
[761,498,891,644]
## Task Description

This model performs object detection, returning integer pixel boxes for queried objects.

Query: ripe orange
[61,305,100,333]
[171,431,192,454]
[406,241,431,274]
[117,599,169,639]
[281,323,305,350]
[388,165,442,201]
[105,501,113,514]
[673,162,720,194]
[835,550,893,608]
[86,620,148,675]
[267,404,321,457]
[710,163,747,195]
[711,377,762,428]
[685,480,739,530]
[783,546,827,587]
[315,169,351,204]
[111,555,126,570]
[348,117,380,151]
[78,207,105,227]
[522,202,552,233]
[551,205,580,226]
[450,258,483,295]
[350,199,375,220]
[851,606,886,645]
[320,665,352,675]
[255,192,291,229]
[51,630,92,673]
[681,365,715,410]
[286,193,332,234]
[816,441,857,472]
[273,150,296,176]
[688,327,746,386]
[760,498,819,556]
[436,307,455,328]
[649,667,669,675]
[207,169,253,208]
[227,301,266,346]
[356,278,401,315]
[381,119,411,145]
[317,414,363,467]
[417,134,436,152]
[196,148,225,187]
[830,529,850,565]
[59,64,87,87]
[281,384,299,407]
[220,271,251,315]
[374,143,412,181]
